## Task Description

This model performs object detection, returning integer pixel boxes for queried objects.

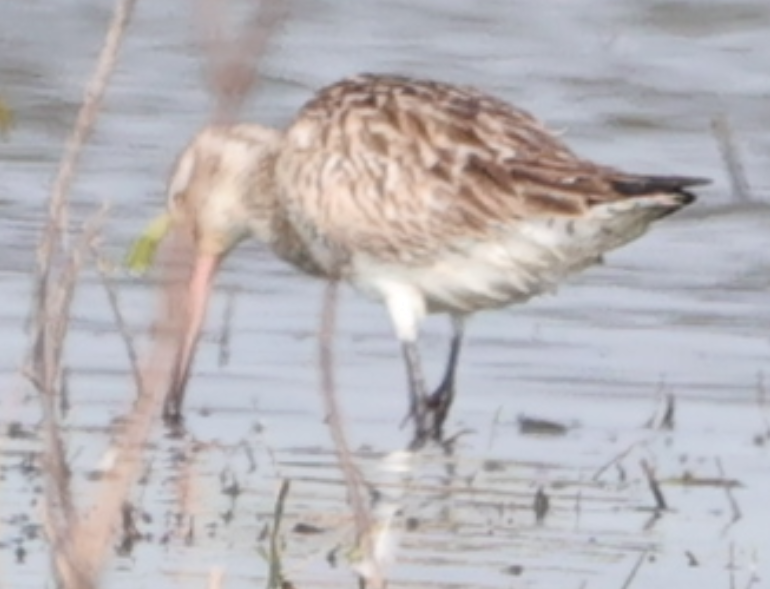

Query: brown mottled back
[276,74,704,266]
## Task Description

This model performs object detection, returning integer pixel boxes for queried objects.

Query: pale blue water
[1,1,769,587]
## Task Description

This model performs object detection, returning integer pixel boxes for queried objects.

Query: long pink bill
[165,253,221,422]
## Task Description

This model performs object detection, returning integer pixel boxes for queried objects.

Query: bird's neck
[241,141,281,243]
[269,208,326,277]
[237,141,324,276]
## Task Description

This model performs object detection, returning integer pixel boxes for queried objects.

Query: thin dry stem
[26,0,138,582]
[658,393,675,431]
[317,281,383,587]
[91,246,144,396]
[640,459,667,512]
[34,227,196,589]
[197,0,288,122]
[620,550,648,589]
[30,0,138,344]
[592,437,649,481]
[31,208,110,589]
[266,479,291,589]
[47,215,106,472]
[711,114,752,204]
[174,439,201,544]
[25,0,290,586]
[715,457,742,533]
[64,231,198,586]
[50,209,105,352]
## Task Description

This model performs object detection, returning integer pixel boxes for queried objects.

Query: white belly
[349,204,659,315]
[351,235,582,315]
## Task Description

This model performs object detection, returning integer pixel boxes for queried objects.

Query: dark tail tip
[676,189,698,207]
[611,175,711,197]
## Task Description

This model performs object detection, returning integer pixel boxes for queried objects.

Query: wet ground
[1,0,770,587]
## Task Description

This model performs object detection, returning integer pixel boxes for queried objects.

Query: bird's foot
[402,399,429,450]
[162,402,187,438]
[425,383,454,436]
[405,384,455,451]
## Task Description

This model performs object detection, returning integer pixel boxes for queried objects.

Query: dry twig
[28,210,108,547]
[318,281,384,588]
[658,393,675,431]
[197,0,288,123]
[620,550,648,589]
[30,0,138,346]
[64,231,197,587]
[715,457,742,533]
[172,439,201,545]
[92,245,145,396]
[25,0,141,585]
[266,479,291,589]
[711,114,752,204]
[640,459,668,512]
[592,437,648,482]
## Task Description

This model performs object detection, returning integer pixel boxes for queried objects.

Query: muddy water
[1,1,770,587]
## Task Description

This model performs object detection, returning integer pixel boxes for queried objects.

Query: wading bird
[136,74,707,448]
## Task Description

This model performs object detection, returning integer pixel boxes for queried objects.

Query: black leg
[426,315,465,441]
[401,340,431,449]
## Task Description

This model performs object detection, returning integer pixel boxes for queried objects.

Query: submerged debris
[517,415,570,436]
[641,460,668,512]
[533,486,550,525]
[645,392,676,431]
[291,522,325,535]
[117,502,143,556]
[502,564,524,576]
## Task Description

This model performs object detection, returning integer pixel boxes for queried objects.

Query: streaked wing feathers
[278,74,703,263]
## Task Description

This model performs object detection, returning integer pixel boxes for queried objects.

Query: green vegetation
[124,213,172,275]
[0,97,14,137]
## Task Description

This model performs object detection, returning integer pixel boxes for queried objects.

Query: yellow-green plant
[124,213,171,275]
[0,97,14,137]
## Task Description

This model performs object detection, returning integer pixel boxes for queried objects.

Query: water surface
[1,1,769,587]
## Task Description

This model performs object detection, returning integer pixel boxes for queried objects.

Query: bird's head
[127,124,280,416]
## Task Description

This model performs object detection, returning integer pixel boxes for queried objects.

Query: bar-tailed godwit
[145,74,707,447]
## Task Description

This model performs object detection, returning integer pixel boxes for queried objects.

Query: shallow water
[1,1,770,587]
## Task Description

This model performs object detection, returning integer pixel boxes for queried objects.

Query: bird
[145,73,708,448]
